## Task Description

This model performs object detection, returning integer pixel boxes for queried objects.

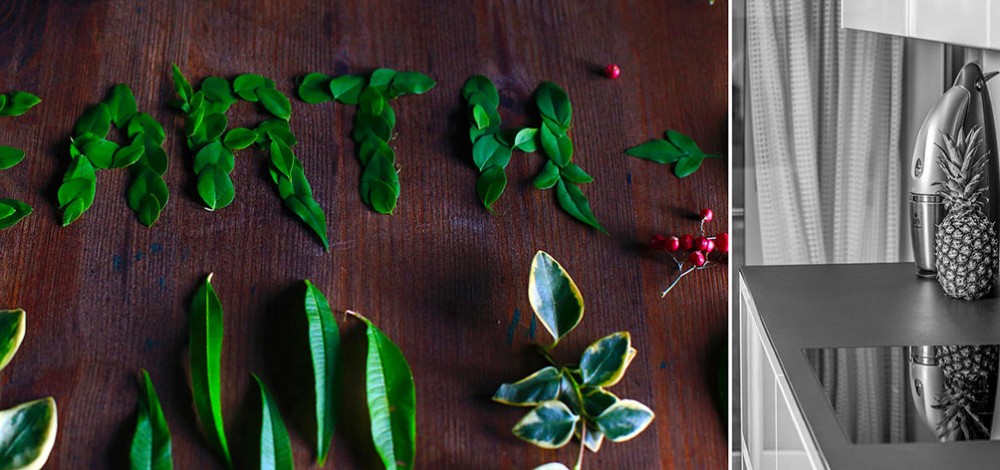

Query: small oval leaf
[0,310,25,373]
[579,332,633,387]
[493,366,562,406]
[0,397,58,470]
[594,399,655,442]
[511,400,578,449]
[527,251,584,347]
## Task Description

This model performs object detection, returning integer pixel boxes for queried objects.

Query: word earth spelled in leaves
[129,275,417,470]
[494,252,654,470]
[463,77,605,233]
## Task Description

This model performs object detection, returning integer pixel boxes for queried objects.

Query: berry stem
[661,262,713,298]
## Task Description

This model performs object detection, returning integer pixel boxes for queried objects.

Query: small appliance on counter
[909,63,1000,278]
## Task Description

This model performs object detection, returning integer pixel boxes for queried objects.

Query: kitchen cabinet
[842,0,1000,50]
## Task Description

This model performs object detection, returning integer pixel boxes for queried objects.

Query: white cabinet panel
[910,0,988,49]
[842,0,907,36]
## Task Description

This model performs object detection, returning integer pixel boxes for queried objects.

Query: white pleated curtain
[748,0,907,443]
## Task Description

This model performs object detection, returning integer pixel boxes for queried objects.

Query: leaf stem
[536,344,559,367]
[574,425,586,470]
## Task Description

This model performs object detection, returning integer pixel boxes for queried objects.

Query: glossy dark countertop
[741,262,1000,470]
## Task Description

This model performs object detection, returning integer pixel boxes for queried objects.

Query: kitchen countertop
[741,262,1000,469]
[0,1,728,468]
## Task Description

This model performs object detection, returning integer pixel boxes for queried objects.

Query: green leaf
[360,87,386,116]
[130,370,173,470]
[329,74,366,105]
[625,139,684,164]
[222,128,258,150]
[283,193,330,250]
[142,137,169,176]
[476,165,507,211]
[201,76,236,106]
[674,154,705,178]
[462,76,500,106]
[582,387,619,418]
[0,147,25,170]
[665,129,702,156]
[194,142,235,174]
[80,137,121,169]
[360,152,399,214]
[528,251,584,347]
[298,73,334,104]
[493,366,562,406]
[594,399,655,442]
[185,107,205,138]
[513,128,538,153]
[560,163,592,184]
[74,103,111,137]
[539,124,572,167]
[0,199,31,230]
[359,137,395,167]
[471,104,489,130]
[350,311,416,470]
[252,375,293,470]
[201,113,229,142]
[197,166,235,211]
[533,161,560,190]
[535,82,572,129]
[555,179,606,233]
[303,280,339,465]
[368,68,398,94]
[269,139,295,178]
[579,332,634,387]
[0,310,25,373]
[172,64,193,104]
[578,421,604,453]
[0,91,40,117]
[232,74,274,102]
[106,84,137,128]
[0,397,58,469]
[188,274,232,467]
[258,87,292,121]
[61,199,86,227]
[472,134,512,171]
[390,72,436,96]
[511,400,578,449]
[127,113,167,145]
[112,137,146,169]
[128,168,169,227]
[369,179,398,215]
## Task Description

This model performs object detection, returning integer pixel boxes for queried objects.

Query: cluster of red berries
[648,209,728,297]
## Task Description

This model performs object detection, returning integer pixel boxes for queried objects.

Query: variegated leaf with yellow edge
[594,399,655,442]
[0,397,58,470]
[528,251,583,347]
[512,400,578,449]
[579,332,635,388]
[493,366,562,406]
[0,309,25,373]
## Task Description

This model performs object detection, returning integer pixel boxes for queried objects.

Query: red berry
[680,234,695,250]
[716,232,730,253]
[689,251,706,267]
[649,234,666,250]
[666,236,680,252]
[696,236,711,252]
[604,64,621,79]
[705,239,715,253]
[700,208,714,222]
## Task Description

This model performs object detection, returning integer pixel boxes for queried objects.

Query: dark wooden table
[0,1,728,468]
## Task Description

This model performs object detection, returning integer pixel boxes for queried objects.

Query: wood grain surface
[0,0,728,468]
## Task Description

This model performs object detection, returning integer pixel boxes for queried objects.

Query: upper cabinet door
[843,0,998,50]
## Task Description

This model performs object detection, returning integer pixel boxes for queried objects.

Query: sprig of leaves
[625,129,718,178]
[462,77,604,232]
[172,66,329,249]
[0,91,39,230]
[297,68,436,214]
[130,370,173,470]
[187,273,232,468]
[495,252,654,470]
[58,84,170,226]
[0,309,58,470]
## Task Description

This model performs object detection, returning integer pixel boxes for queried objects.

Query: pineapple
[934,344,999,440]
[934,126,999,300]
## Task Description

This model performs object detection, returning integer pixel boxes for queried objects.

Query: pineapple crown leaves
[934,126,990,213]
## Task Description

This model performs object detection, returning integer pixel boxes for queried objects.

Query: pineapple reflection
[805,345,1000,444]
[926,345,998,441]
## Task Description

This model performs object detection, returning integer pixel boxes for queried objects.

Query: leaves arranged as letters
[625,129,718,178]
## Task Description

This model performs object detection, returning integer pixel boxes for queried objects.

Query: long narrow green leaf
[130,370,173,470]
[252,374,294,470]
[303,280,339,466]
[188,273,231,468]
[349,311,416,470]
